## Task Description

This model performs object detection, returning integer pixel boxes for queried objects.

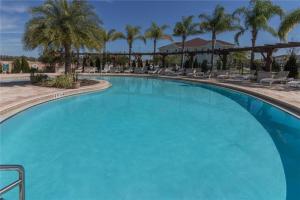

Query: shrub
[12,59,22,73]
[201,60,208,72]
[284,53,299,78]
[20,56,30,72]
[53,75,74,88]
[272,60,281,72]
[31,74,48,84]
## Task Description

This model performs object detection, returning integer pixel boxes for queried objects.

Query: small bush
[284,53,299,78]
[201,60,208,72]
[30,74,48,84]
[53,75,74,88]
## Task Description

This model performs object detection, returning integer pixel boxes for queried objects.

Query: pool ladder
[0,165,25,200]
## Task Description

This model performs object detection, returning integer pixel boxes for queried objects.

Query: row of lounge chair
[75,66,300,88]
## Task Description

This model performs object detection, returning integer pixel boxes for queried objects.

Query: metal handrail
[0,165,25,200]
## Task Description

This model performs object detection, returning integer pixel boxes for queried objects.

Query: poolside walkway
[0,79,111,122]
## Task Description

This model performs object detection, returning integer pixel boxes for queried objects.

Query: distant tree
[199,5,240,71]
[234,0,284,71]
[173,16,199,68]
[20,56,30,72]
[145,22,172,63]
[12,59,22,73]
[119,25,146,66]
[278,8,300,41]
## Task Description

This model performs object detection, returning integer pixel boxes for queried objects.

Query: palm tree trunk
[153,39,157,65]
[64,44,72,74]
[102,42,106,71]
[210,32,216,72]
[128,43,132,67]
[180,36,186,68]
[76,48,80,69]
[251,30,257,72]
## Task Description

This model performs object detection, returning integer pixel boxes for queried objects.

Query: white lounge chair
[185,68,195,77]
[287,80,300,88]
[217,70,230,79]
[124,67,133,73]
[102,65,110,73]
[260,71,289,86]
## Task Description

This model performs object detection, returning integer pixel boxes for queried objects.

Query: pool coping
[0,80,112,122]
[80,73,300,119]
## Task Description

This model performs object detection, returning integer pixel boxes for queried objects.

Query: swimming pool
[1,76,299,200]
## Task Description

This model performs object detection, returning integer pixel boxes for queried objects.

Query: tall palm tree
[233,0,284,70]
[145,22,172,64]
[100,29,124,69]
[101,29,124,55]
[199,5,240,71]
[173,16,199,68]
[278,8,300,41]
[119,25,146,66]
[23,0,102,74]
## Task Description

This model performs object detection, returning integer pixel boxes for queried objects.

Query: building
[158,38,234,65]
[0,58,46,73]
[273,54,300,65]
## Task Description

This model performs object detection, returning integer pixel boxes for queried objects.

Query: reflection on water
[98,76,300,200]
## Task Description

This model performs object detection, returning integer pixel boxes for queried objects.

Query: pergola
[77,42,300,71]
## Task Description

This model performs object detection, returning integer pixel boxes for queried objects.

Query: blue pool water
[1,76,299,200]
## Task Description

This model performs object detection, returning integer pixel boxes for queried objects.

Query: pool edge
[0,80,112,123]
[81,73,300,119]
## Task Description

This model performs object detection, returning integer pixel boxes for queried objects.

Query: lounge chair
[287,80,300,88]
[185,68,195,77]
[164,67,177,76]
[124,67,133,73]
[158,68,166,75]
[175,68,185,76]
[148,68,159,74]
[217,70,230,79]
[102,65,110,73]
[257,71,272,82]
[260,71,289,86]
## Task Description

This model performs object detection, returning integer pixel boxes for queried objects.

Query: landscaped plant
[53,75,74,89]
[23,0,103,74]
[284,52,299,78]
[30,73,48,84]
[201,60,208,72]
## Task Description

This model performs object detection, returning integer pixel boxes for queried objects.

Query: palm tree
[145,22,172,64]
[100,29,124,69]
[173,16,199,68]
[119,25,146,66]
[199,5,240,71]
[23,0,102,74]
[233,0,284,71]
[101,29,124,55]
[278,8,300,41]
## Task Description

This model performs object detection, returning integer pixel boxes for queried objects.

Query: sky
[0,0,299,58]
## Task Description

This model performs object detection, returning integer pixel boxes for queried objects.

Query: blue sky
[0,0,299,57]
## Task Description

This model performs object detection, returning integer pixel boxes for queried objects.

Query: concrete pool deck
[0,79,111,122]
[1,73,300,121]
